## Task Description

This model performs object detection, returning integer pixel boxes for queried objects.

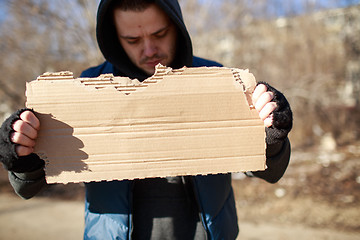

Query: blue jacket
[80,57,291,240]
[81,57,240,240]
[84,173,238,240]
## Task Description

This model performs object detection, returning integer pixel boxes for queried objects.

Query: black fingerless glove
[258,82,293,145]
[0,108,44,173]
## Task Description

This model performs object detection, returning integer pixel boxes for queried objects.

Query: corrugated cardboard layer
[26,65,266,184]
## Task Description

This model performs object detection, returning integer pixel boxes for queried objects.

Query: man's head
[112,1,177,75]
[96,0,192,80]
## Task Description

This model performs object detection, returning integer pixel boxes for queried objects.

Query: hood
[96,0,193,80]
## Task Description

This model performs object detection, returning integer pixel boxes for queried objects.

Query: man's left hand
[252,83,276,127]
[251,82,293,145]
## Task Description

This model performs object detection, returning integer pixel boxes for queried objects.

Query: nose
[143,39,157,58]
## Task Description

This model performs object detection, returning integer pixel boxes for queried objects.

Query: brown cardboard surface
[26,65,265,184]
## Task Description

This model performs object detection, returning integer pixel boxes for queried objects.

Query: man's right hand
[11,110,40,156]
[0,109,44,173]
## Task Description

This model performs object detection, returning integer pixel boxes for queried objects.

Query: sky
[0,5,7,22]
[199,0,360,17]
[0,0,359,24]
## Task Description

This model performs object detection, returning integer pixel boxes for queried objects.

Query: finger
[252,84,267,105]
[15,145,34,157]
[20,111,40,130]
[10,132,36,148]
[12,120,38,140]
[255,91,274,113]
[264,114,274,128]
[259,102,277,121]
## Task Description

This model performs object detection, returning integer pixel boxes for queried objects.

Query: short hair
[112,0,155,11]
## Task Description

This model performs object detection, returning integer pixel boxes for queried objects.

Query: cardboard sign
[26,65,265,184]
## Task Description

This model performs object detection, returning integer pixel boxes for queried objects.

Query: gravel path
[0,194,358,240]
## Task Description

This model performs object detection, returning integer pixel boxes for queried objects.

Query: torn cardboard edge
[26,64,266,184]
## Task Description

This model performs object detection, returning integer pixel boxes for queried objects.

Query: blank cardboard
[26,65,266,184]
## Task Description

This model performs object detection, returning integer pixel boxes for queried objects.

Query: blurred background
[0,0,359,239]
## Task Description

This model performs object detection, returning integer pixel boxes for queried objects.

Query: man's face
[114,4,177,75]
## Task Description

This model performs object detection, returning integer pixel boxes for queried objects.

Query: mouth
[145,59,162,67]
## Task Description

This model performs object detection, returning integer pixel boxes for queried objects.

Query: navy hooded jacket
[82,1,240,239]
[6,0,291,239]
[80,0,291,239]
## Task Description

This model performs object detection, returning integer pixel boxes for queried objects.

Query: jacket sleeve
[248,137,291,183]
[247,81,292,183]
[8,168,46,199]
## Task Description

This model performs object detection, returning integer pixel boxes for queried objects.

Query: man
[0,0,292,239]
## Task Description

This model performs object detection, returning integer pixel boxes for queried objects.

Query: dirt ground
[0,145,359,240]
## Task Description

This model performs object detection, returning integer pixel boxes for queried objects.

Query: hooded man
[0,0,293,239]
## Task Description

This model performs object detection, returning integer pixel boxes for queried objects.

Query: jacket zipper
[188,176,210,240]
[128,181,134,240]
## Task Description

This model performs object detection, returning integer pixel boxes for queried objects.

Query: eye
[154,29,168,39]
[126,38,140,45]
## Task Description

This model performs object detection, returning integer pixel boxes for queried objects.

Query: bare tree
[0,0,101,112]
[181,0,359,146]
[0,0,358,145]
